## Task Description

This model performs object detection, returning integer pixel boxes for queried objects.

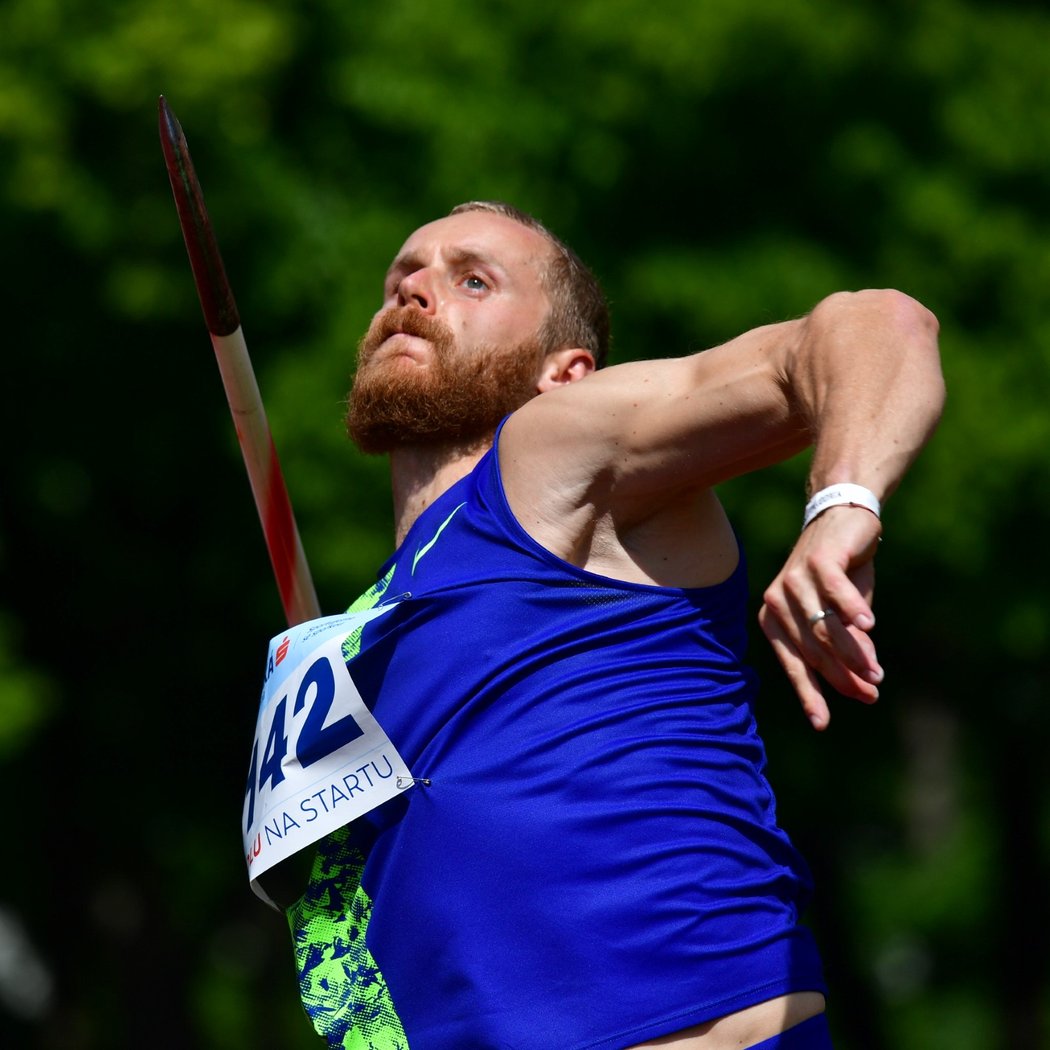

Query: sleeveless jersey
[289,425,826,1050]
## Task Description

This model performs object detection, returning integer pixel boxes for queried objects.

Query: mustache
[361,306,453,352]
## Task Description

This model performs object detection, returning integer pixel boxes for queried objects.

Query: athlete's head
[346,203,607,454]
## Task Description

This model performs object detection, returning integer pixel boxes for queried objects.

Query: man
[285,201,944,1050]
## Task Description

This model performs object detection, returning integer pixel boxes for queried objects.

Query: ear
[535,347,596,393]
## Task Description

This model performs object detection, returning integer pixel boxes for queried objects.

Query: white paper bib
[242,610,413,903]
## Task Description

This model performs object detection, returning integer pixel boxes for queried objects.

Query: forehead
[391,212,553,283]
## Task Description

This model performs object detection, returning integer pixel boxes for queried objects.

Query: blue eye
[463,275,488,292]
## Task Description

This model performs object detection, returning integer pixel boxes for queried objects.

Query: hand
[758,505,883,730]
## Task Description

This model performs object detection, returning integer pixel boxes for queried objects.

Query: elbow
[816,288,942,371]
[817,288,939,339]
[869,288,942,384]
[809,286,946,416]
[879,288,940,344]
[870,288,944,401]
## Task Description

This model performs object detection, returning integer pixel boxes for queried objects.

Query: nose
[396,268,436,313]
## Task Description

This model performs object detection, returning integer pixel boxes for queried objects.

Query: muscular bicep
[505,318,812,506]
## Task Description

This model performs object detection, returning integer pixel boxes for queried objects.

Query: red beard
[346,306,544,454]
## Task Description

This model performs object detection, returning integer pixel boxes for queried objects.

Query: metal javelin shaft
[158,96,320,627]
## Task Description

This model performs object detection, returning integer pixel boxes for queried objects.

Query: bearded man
[282,201,944,1050]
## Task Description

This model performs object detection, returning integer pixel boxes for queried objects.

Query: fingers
[791,537,877,634]
[814,560,876,632]
[764,568,883,688]
[759,506,886,727]
[759,603,880,730]
[798,599,883,688]
[759,607,832,730]
[806,610,883,696]
[791,505,880,610]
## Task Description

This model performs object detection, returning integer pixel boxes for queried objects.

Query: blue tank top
[289,425,826,1050]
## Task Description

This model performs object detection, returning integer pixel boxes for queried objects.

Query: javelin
[158,96,320,627]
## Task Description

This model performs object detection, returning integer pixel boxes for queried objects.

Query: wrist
[802,483,881,531]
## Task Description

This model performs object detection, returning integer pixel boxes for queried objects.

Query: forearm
[758,290,943,726]
[784,289,945,501]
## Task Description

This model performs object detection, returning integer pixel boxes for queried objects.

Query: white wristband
[802,484,881,531]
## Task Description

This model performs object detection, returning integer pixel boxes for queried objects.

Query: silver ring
[808,609,836,626]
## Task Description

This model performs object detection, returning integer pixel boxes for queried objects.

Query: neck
[389,436,493,545]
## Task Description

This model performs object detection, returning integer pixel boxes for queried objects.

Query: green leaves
[0,616,54,761]
[2,1,1049,1046]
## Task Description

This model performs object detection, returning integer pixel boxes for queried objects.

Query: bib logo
[263,636,292,683]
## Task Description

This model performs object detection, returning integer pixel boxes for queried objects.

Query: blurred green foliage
[1,0,1048,1047]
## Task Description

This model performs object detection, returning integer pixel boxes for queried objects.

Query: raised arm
[503,288,943,724]
[776,288,943,508]
[510,288,940,496]
[755,289,943,728]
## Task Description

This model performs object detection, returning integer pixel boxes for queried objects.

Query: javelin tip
[158,96,241,337]
[157,95,182,148]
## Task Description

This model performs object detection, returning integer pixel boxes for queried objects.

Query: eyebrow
[384,246,509,287]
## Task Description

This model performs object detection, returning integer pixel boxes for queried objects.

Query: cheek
[482,305,541,345]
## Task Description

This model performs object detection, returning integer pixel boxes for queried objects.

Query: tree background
[1,1,1048,1047]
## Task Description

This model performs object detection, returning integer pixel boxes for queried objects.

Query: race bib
[243,610,413,902]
